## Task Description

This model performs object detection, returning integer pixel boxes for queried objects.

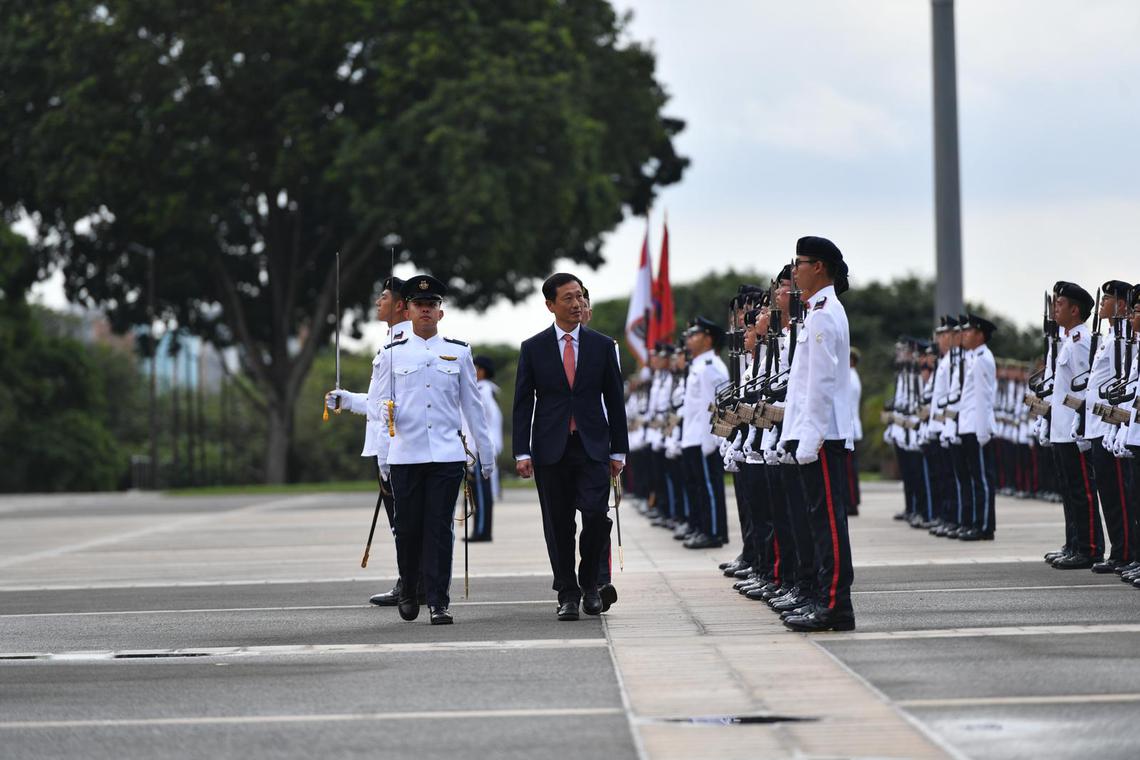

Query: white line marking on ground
[0,638,608,662]
[0,600,554,620]
[0,572,553,593]
[898,693,1140,708]
[852,583,1124,595]
[0,496,319,570]
[824,623,1140,642]
[0,706,623,730]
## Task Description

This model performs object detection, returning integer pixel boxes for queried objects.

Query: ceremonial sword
[323,251,343,421]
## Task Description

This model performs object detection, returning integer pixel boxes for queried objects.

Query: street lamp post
[932,0,964,319]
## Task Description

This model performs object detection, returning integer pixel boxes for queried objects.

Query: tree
[1,0,688,482]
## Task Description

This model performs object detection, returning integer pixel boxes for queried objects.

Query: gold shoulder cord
[459,432,477,599]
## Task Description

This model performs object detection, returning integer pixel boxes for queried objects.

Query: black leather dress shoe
[1044,549,1068,563]
[673,523,690,540]
[1052,554,1096,569]
[369,586,400,606]
[959,530,994,541]
[892,512,908,521]
[783,609,856,632]
[781,603,815,620]
[463,535,491,543]
[685,533,722,549]
[732,566,754,579]
[718,557,741,571]
[429,606,453,625]
[1092,559,1123,574]
[771,594,805,612]
[557,601,580,621]
[1115,561,1140,575]
[582,589,603,616]
[600,584,618,612]
[398,598,420,621]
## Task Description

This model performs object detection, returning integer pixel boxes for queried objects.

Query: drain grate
[113,652,211,660]
[655,714,818,726]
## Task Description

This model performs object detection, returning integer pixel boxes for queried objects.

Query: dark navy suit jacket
[512,325,629,466]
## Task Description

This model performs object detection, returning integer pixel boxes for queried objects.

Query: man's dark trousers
[781,460,816,595]
[390,462,465,608]
[960,434,996,535]
[683,445,727,542]
[1054,441,1104,559]
[534,432,612,604]
[798,441,854,615]
[1089,438,1132,563]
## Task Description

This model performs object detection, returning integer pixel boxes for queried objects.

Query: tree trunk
[264,398,294,485]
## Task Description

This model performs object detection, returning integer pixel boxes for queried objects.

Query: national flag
[625,228,653,365]
[653,217,675,344]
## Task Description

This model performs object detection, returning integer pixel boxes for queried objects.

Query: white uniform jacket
[781,285,854,455]
[373,331,496,466]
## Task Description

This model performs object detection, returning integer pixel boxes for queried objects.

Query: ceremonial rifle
[1070,287,1102,392]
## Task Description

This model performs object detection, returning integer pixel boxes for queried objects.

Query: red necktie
[563,334,576,431]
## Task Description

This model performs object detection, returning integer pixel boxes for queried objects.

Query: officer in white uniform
[462,356,503,542]
[956,313,998,541]
[680,317,730,549]
[1081,280,1134,572]
[1046,281,1103,568]
[374,275,496,625]
[778,236,856,633]
[325,277,414,607]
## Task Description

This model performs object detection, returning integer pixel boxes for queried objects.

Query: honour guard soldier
[680,317,730,549]
[1046,281,1104,569]
[462,356,502,542]
[1082,281,1134,572]
[778,236,856,632]
[325,277,418,606]
[375,275,497,624]
[956,313,998,540]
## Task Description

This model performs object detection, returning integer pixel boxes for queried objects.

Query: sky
[30,0,1140,351]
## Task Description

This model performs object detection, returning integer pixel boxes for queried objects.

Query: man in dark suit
[514,273,629,621]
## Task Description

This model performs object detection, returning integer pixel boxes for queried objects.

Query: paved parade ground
[2,482,1139,760]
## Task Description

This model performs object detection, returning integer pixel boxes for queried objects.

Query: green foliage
[0,233,128,491]
[1,0,687,481]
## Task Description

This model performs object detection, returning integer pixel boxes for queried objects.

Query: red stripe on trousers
[772,537,781,584]
[820,449,841,611]
[1116,458,1130,561]
[847,453,858,506]
[1078,451,1097,555]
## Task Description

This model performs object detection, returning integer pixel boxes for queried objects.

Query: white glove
[481,463,494,480]
[380,463,391,481]
[1103,427,1117,452]
[326,389,352,410]
[978,433,991,448]
[796,442,819,465]
[1112,431,1132,458]
[1070,417,1083,442]
[723,456,740,473]
[763,445,780,466]
[719,438,731,457]
[775,440,796,465]
[1076,438,1092,453]
[1036,419,1050,446]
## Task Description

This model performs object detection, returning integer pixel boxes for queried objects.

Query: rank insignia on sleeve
[393,331,404,340]
[813,297,827,310]
[1072,333,1081,342]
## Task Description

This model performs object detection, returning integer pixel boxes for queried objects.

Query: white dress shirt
[849,366,863,442]
[957,344,997,443]
[339,319,412,458]
[373,331,495,466]
[1083,326,1119,441]
[1050,323,1091,444]
[780,284,854,455]
[681,348,729,453]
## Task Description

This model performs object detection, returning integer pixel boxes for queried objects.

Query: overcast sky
[31,0,1140,350]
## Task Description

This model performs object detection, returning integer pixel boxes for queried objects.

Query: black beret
[383,276,406,295]
[964,312,997,340]
[402,274,448,301]
[1130,284,1140,308]
[1053,281,1093,312]
[744,308,761,327]
[777,263,793,282]
[796,236,843,265]
[472,355,496,377]
[834,260,850,295]
[1102,280,1132,300]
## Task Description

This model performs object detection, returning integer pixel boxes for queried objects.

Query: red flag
[653,218,675,343]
